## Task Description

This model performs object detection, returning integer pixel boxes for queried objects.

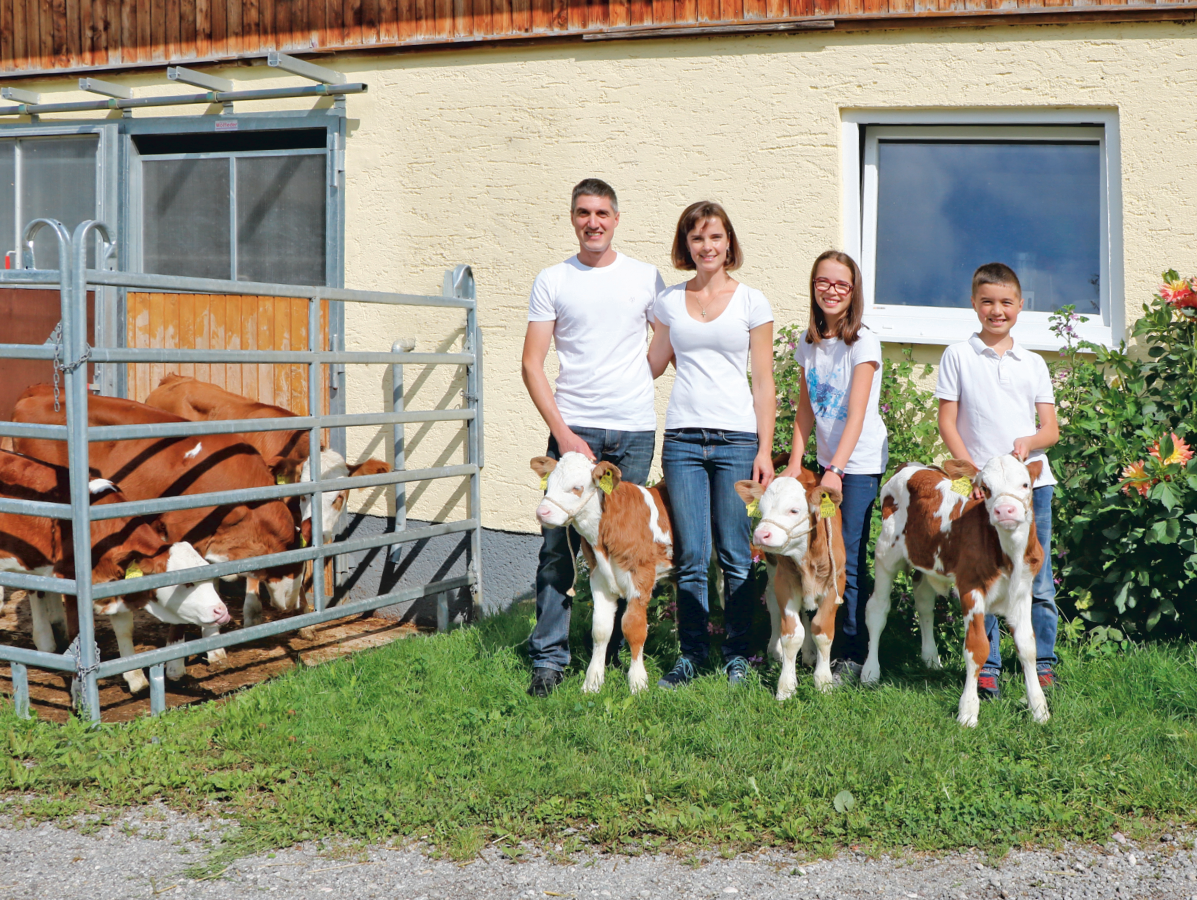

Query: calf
[531,452,673,694]
[735,468,845,698]
[0,450,228,693]
[861,456,1048,727]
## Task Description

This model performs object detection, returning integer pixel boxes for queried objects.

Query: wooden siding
[126,292,330,417]
[0,0,1194,75]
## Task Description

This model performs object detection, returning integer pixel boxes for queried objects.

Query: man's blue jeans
[661,428,760,665]
[529,427,655,672]
[830,471,883,665]
[983,484,1057,675]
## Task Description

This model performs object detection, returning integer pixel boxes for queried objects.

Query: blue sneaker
[724,655,750,686]
[657,656,697,690]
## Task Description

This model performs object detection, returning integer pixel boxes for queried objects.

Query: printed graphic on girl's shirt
[806,366,849,423]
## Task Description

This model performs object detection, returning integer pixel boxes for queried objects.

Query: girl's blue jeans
[831,471,883,665]
[661,428,760,665]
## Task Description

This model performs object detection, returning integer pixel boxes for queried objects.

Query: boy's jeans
[661,428,759,665]
[529,427,655,672]
[982,484,1057,676]
[830,472,883,665]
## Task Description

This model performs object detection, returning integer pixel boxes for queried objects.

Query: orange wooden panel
[0,0,14,68]
[178,292,195,381]
[197,0,212,55]
[223,292,241,396]
[240,295,258,401]
[10,0,24,68]
[181,0,196,51]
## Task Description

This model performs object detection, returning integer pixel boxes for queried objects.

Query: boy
[521,178,665,698]
[935,262,1060,697]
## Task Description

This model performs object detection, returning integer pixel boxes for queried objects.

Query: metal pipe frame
[0,83,367,118]
[0,218,484,722]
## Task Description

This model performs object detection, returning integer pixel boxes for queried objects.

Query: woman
[648,201,776,688]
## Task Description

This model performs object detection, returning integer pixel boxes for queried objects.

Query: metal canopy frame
[0,218,482,722]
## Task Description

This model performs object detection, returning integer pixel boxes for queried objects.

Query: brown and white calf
[0,450,228,693]
[531,452,673,694]
[735,468,846,699]
[861,455,1048,727]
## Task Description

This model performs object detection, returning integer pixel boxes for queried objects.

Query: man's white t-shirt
[934,333,1057,488]
[528,253,665,432]
[653,282,774,433]
[794,328,889,475]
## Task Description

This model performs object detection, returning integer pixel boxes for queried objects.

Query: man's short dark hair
[571,178,618,214]
[972,262,1022,298]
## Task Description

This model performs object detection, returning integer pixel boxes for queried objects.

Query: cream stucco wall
[8,21,1197,533]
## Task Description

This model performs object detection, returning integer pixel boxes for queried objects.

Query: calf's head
[947,456,1042,532]
[148,542,230,626]
[735,469,841,555]
[530,453,616,529]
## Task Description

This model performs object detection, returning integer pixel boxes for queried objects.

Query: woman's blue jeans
[982,484,1057,676]
[831,471,883,665]
[661,428,759,665]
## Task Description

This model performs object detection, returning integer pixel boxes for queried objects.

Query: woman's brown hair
[671,201,743,272]
[806,250,865,345]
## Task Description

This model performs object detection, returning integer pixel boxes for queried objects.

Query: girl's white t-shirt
[653,282,774,433]
[794,328,889,475]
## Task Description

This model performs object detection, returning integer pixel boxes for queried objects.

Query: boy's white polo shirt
[935,333,1057,488]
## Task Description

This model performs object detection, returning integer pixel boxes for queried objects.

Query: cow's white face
[300,449,351,543]
[752,477,812,554]
[148,542,231,627]
[535,452,597,529]
[263,573,302,612]
[978,455,1035,531]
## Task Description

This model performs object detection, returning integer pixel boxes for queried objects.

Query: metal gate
[0,217,483,722]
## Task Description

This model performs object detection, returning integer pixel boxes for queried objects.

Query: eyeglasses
[814,278,853,296]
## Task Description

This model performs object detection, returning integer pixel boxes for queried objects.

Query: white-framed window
[842,110,1122,349]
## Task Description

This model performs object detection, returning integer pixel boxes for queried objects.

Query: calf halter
[540,483,599,598]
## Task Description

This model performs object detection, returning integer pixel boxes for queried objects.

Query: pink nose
[994,502,1021,521]
[536,504,552,520]
[213,603,231,625]
[754,527,775,544]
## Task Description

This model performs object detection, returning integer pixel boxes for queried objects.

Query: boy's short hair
[671,200,743,271]
[571,178,618,214]
[972,262,1022,298]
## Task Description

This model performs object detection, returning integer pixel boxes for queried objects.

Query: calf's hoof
[124,669,149,695]
[627,660,649,694]
[581,666,605,694]
[957,700,980,728]
[812,673,834,693]
[297,626,318,641]
[165,658,187,680]
[206,648,229,668]
[775,675,797,701]
[922,653,943,670]
[1030,701,1051,724]
[860,659,881,684]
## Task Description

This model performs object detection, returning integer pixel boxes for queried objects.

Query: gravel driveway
[1,807,1194,900]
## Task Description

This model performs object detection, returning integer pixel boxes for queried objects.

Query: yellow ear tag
[540,474,549,491]
[598,472,614,496]
[124,562,144,579]
[300,534,308,548]
[951,477,972,497]
[276,473,290,485]
[819,494,836,519]
[745,499,760,518]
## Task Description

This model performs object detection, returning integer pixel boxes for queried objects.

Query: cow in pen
[861,455,1049,727]
[531,452,673,694]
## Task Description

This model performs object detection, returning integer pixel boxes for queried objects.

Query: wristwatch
[826,465,845,478]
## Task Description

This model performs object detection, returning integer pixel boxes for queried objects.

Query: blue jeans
[983,484,1057,675]
[661,428,760,665]
[529,427,656,672]
[830,471,882,665]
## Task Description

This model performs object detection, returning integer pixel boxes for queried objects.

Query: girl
[648,201,776,688]
[781,250,888,685]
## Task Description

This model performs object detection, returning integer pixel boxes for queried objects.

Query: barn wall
[5,20,1197,538]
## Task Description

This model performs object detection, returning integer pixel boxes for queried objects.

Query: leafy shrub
[1050,273,1197,639]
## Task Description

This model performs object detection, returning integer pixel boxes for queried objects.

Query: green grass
[2,596,1196,871]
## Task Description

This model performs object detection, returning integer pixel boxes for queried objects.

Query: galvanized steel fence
[0,217,483,722]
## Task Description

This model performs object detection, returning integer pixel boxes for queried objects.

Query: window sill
[865,307,1112,352]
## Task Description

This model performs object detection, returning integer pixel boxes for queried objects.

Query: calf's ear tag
[951,477,972,496]
[276,473,290,485]
[598,471,614,495]
[745,499,760,518]
[124,562,144,579]
[539,474,549,491]
[819,494,836,519]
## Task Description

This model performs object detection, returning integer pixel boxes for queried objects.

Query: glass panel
[236,154,326,286]
[20,136,99,270]
[874,141,1102,316]
[0,143,14,265]
[142,157,232,280]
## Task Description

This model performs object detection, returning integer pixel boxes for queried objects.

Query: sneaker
[829,658,862,687]
[977,672,1000,701]
[657,656,697,690]
[1037,668,1056,689]
[527,667,564,698]
[724,655,750,687]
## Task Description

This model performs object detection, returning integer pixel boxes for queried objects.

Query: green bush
[1050,273,1197,639]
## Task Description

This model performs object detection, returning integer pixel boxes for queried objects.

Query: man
[522,178,666,697]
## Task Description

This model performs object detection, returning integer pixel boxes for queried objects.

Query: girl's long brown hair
[805,250,865,345]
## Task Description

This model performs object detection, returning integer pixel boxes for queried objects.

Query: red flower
[1160,277,1197,309]
[1119,460,1154,497]
[1149,433,1194,467]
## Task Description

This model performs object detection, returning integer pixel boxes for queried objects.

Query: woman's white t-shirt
[653,282,774,433]
[794,328,889,475]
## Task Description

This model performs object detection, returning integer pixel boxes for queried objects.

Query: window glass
[0,143,14,264]
[874,141,1101,315]
[142,158,231,281]
[235,154,326,286]
[21,137,99,269]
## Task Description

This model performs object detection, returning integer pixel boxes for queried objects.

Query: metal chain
[48,321,93,413]
[65,634,102,711]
